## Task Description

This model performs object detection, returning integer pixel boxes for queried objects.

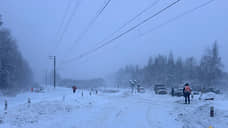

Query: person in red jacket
[183,83,191,104]
[72,86,77,93]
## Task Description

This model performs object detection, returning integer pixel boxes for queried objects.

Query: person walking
[183,83,191,104]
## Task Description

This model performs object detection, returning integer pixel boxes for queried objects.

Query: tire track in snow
[146,105,162,128]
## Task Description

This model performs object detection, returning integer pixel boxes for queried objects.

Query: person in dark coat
[72,86,77,93]
[183,83,191,104]
[171,88,175,96]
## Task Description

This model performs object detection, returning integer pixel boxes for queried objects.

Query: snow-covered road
[0,87,228,128]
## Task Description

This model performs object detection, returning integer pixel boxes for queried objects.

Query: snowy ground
[0,87,228,128]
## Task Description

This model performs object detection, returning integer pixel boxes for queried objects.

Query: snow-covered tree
[115,42,224,88]
[167,52,175,86]
[0,15,3,27]
[175,57,184,84]
[0,21,34,91]
[199,41,223,87]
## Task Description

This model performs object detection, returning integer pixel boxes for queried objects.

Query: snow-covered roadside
[0,87,227,128]
[174,93,228,128]
[0,87,129,128]
[0,87,103,127]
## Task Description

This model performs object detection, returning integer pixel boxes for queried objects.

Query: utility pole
[49,56,56,88]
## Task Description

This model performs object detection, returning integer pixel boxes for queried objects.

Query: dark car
[173,88,184,97]
[157,88,168,95]
[192,91,200,95]
[154,84,168,94]
[154,84,165,91]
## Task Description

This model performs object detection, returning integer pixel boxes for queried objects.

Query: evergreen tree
[199,41,223,87]
[167,52,175,86]
[175,57,184,84]
[0,17,34,91]
[0,15,3,26]
[115,42,224,89]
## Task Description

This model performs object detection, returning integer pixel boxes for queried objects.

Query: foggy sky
[1,0,228,82]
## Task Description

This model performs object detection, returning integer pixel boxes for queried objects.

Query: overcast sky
[0,0,228,82]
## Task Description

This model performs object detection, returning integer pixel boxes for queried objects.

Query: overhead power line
[60,0,160,64]
[138,0,215,38]
[92,0,160,47]
[61,0,181,64]
[52,0,82,54]
[98,0,112,16]
[62,0,112,58]
[63,0,159,59]
[55,0,73,41]
[49,0,73,56]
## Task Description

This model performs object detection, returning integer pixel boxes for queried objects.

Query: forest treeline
[115,42,225,89]
[0,15,34,94]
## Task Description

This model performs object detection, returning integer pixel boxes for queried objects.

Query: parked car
[203,88,220,94]
[192,91,200,95]
[32,87,45,93]
[157,88,168,95]
[154,84,168,94]
[138,87,145,93]
[154,84,165,91]
[173,88,184,97]
[172,87,200,97]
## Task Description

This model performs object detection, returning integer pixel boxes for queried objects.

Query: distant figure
[171,88,174,96]
[183,83,191,104]
[137,84,140,93]
[129,80,135,94]
[4,100,7,114]
[4,100,7,111]
[72,86,77,93]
